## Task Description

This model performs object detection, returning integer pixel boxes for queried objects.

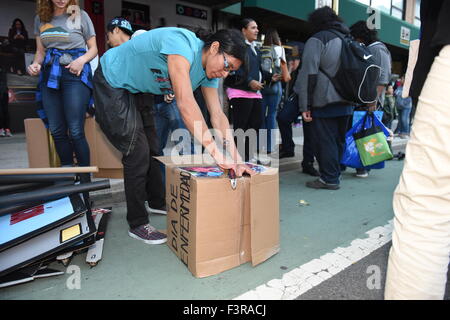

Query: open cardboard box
[156,155,280,278]
[24,118,123,179]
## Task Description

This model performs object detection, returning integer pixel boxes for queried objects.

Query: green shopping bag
[353,113,393,166]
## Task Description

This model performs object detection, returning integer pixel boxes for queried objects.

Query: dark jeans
[277,95,315,166]
[10,48,25,74]
[312,115,352,185]
[261,81,282,153]
[40,67,90,166]
[302,122,316,168]
[123,94,165,229]
[398,107,412,134]
[230,97,262,162]
[0,91,9,129]
[154,99,195,185]
[154,99,193,155]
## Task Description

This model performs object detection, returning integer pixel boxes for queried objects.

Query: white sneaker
[355,171,369,178]
[0,129,5,137]
[4,129,12,137]
[144,201,167,215]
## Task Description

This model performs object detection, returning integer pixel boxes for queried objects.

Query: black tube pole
[0,173,76,185]
[0,183,52,195]
[0,202,43,216]
[0,180,110,208]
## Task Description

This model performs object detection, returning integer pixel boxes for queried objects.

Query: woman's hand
[271,74,282,82]
[214,151,256,177]
[249,80,264,91]
[27,62,41,76]
[235,163,256,177]
[65,56,86,76]
[302,111,313,122]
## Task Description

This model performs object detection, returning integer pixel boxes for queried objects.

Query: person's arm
[65,36,98,76]
[27,36,45,76]
[280,60,291,82]
[293,38,323,122]
[168,55,253,176]
[168,55,226,163]
[201,86,255,176]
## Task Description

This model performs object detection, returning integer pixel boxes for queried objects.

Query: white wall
[0,0,37,38]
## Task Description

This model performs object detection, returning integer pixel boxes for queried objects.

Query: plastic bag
[341,111,390,169]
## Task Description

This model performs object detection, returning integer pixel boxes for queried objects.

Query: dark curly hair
[350,20,379,45]
[308,6,343,35]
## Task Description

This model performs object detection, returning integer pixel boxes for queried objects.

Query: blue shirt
[100,27,218,94]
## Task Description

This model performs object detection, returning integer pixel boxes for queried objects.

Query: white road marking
[233,220,394,300]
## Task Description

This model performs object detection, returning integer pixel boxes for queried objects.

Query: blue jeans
[41,67,91,166]
[261,81,282,153]
[277,94,299,154]
[398,107,412,134]
[153,99,194,155]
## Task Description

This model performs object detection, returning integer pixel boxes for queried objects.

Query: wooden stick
[0,167,99,175]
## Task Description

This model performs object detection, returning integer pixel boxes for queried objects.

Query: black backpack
[321,30,381,105]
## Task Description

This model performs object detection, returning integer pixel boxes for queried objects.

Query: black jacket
[0,65,7,95]
[224,42,271,92]
[410,0,450,103]
[93,64,144,156]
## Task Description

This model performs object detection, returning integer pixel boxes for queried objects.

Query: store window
[414,0,421,27]
[355,0,405,20]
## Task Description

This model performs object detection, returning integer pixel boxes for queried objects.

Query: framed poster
[121,1,151,30]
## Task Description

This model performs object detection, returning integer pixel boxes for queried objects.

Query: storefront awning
[183,0,242,9]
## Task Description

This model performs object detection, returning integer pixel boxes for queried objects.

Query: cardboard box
[158,156,280,278]
[24,118,123,179]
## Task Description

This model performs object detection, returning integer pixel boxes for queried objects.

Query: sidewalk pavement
[0,124,409,201]
[0,125,412,300]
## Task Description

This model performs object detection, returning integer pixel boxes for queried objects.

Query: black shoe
[306,179,340,190]
[302,165,320,177]
[279,151,295,159]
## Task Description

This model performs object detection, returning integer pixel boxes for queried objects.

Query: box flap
[250,169,280,266]
[24,119,50,168]
[154,155,214,167]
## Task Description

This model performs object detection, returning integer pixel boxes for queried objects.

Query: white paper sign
[400,26,411,46]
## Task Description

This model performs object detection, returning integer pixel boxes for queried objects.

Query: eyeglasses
[223,53,235,75]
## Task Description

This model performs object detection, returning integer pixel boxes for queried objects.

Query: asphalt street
[297,242,450,300]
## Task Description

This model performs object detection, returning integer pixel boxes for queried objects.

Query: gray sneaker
[128,224,167,245]
[305,178,340,190]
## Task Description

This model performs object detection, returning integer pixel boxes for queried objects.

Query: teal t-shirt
[100,27,218,94]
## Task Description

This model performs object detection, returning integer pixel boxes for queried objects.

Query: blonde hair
[37,0,79,23]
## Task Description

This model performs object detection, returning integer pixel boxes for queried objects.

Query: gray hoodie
[367,41,392,85]
[294,22,351,113]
